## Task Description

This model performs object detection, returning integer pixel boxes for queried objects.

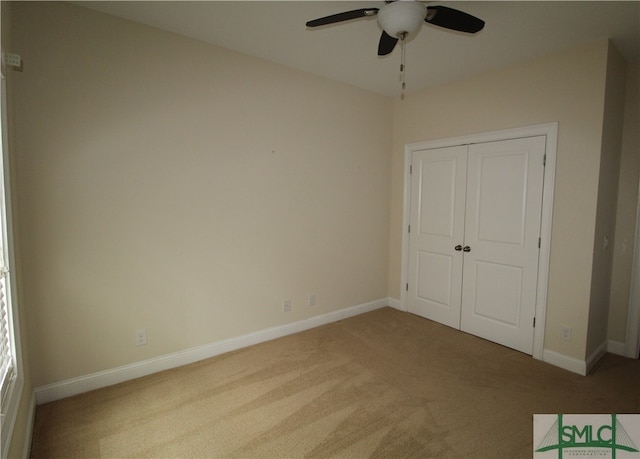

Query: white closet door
[407,146,467,329]
[460,136,546,354]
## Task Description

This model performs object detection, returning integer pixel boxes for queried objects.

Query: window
[0,242,14,408]
[0,54,23,459]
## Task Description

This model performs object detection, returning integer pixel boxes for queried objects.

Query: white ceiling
[76,1,640,97]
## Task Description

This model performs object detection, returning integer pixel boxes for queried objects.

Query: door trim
[400,123,558,361]
[625,174,640,358]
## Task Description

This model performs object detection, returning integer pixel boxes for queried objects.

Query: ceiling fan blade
[306,8,379,27]
[425,6,485,33]
[378,31,398,56]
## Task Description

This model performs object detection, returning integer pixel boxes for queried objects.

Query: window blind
[0,265,13,406]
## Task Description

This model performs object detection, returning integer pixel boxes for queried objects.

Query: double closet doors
[407,136,546,355]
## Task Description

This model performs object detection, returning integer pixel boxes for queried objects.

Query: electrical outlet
[283,299,291,312]
[135,328,147,346]
[307,293,317,307]
[561,325,572,342]
[3,52,21,69]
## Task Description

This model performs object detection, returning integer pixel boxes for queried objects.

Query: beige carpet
[30,307,640,458]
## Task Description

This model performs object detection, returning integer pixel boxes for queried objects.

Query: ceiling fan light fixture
[377,1,427,38]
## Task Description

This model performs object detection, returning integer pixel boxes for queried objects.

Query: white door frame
[625,177,640,358]
[399,123,558,361]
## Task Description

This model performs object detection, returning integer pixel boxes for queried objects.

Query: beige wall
[586,43,628,357]
[11,2,392,386]
[608,62,640,344]
[388,41,611,361]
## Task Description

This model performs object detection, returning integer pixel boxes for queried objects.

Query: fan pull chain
[399,33,407,99]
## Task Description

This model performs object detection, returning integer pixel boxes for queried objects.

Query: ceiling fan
[305,0,485,56]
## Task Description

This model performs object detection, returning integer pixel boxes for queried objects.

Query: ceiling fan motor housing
[377,1,427,38]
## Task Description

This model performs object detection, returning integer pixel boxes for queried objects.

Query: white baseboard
[388,297,401,310]
[585,340,607,375]
[34,298,390,404]
[542,341,608,376]
[542,349,587,375]
[607,339,626,356]
[21,392,36,459]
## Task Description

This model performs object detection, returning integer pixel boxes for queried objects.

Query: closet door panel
[407,146,467,329]
[460,136,546,355]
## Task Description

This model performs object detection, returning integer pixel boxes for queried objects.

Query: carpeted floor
[30,307,640,458]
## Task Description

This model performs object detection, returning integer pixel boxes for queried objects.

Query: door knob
[463,246,471,252]
[455,245,463,251]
